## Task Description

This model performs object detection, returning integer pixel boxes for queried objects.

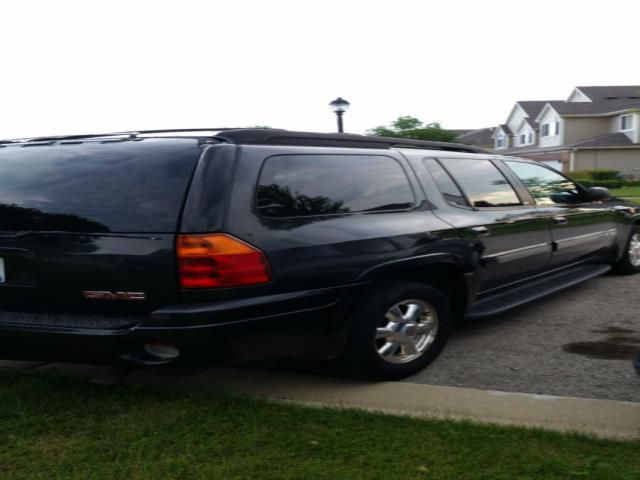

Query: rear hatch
[0,137,202,328]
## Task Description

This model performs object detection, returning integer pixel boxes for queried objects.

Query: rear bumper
[0,284,364,364]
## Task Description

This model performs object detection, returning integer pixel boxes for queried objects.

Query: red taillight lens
[177,234,271,289]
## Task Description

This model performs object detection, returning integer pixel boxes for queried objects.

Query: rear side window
[439,158,521,208]
[256,154,414,217]
[423,159,469,207]
[0,139,200,233]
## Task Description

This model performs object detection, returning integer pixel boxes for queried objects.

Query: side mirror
[587,186,611,201]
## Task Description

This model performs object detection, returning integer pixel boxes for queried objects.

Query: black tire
[341,281,452,380]
[611,227,640,275]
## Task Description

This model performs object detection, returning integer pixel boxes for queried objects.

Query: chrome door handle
[552,216,568,225]
[471,226,490,237]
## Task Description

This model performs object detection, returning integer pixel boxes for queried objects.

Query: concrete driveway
[406,273,640,402]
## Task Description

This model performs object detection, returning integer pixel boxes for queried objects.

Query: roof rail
[0,128,247,145]
[214,129,486,153]
[0,128,486,154]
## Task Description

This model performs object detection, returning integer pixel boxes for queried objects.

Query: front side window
[621,114,633,131]
[256,154,414,217]
[555,121,560,135]
[439,159,521,208]
[505,161,582,206]
[495,136,505,148]
[520,134,526,145]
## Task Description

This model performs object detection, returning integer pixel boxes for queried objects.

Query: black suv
[0,129,638,379]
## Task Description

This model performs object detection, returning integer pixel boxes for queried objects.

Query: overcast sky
[1,0,638,139]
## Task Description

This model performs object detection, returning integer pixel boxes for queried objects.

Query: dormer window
[541,124,550,137]
[621,114,633,131]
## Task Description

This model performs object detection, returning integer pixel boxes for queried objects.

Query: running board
[466,263,611,320]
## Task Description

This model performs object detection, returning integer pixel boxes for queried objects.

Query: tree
[368,116,458,143]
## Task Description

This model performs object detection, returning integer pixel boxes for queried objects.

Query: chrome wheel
[375,299,438,364]
[629,233,640,267]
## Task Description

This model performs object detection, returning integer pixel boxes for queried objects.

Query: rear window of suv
[256,154,415,217]
[0,139,200,233]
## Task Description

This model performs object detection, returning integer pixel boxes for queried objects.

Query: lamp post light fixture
[329,97,350,133]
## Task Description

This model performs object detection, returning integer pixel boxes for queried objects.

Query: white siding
[505,104,527,134]
[567,88,591,102]
[537,108,563,147]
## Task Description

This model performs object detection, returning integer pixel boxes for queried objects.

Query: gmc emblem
[82,291,146,301]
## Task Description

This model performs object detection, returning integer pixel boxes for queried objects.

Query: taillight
[177,234,271,289]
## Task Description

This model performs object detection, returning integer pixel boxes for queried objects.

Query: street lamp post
[329,97,350,133]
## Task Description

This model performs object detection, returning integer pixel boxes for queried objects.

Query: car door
[419,157,553,292]
[502,160,618,268]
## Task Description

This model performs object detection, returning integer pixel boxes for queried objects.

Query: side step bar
[466,263,611,320]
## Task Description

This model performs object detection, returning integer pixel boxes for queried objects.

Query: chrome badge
[82,291,146,301]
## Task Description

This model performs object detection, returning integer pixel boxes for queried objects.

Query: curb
[126,367,640,441]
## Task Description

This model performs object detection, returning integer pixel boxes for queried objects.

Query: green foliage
[368,116,458,143]
[578,179,625,189]
[1,371,640,480]
[589,169,621,180]
[570,169,621,181]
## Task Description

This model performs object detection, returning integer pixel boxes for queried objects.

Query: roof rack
[214,129,486,153]
[0,128,245,145]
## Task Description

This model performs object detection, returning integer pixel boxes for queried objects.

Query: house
[454,127,495,150]
[492,86,640,175]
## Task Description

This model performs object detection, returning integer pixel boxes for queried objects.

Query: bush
[569,169,621,181]
[569,170,593,180]
[577,179,625,189]
[588,169,621,180]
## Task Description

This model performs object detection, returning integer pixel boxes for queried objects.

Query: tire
[611,227,640,275]
[341,281,452,380]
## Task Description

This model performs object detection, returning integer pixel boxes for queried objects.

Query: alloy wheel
[375,299,439,364]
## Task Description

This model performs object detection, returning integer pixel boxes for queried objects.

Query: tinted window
[505,161,582,205]
[0,139,200,233]
[423,159,469,207]
[440,158,521,208]
[257,155,414,217]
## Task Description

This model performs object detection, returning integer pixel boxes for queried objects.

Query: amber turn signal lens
[177,234,271,289]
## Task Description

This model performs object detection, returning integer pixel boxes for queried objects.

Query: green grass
[610,186,640,200]
[0,371,639,480]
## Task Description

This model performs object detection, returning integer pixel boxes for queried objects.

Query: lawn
[610,186,640,200]
[0,370,639,480]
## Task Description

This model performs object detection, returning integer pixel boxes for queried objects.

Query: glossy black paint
[0,137,637,365]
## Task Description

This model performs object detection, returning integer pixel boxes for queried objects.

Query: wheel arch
[356,255,475,321]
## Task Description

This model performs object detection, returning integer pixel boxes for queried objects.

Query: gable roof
[498,124,512,135]
[576,85,640,102]
[516,101,557,120]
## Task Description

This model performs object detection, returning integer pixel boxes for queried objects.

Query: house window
[495,136,505,148]
[555,121,560,135]
[621,114,633,131]
[541,124,550,137]
[520,134,526,145]
[527,132,533,143]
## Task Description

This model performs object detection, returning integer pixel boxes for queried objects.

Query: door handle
[552,216,568,225]
[471,226,490,237]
